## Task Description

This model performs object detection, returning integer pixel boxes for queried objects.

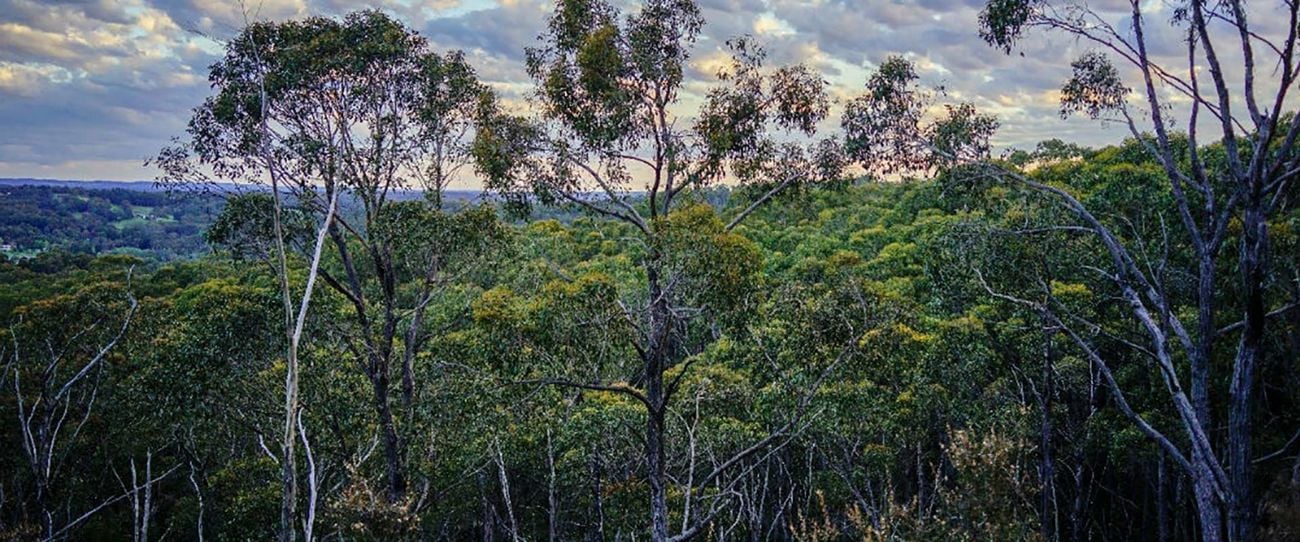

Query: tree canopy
[2,2,1298,541]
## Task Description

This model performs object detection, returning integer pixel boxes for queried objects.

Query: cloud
[0,0,1295,182]
[423,0,548,62]
[0,63,75,97]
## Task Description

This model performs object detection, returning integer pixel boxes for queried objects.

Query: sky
[0,0,1285,185]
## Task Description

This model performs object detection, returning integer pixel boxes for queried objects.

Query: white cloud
[0,0,1294,182]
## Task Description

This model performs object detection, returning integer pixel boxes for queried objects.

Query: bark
[36,471,50,540]
[547,429,558,542]
[647,372,670,542]
[1193,253,1216,444]
[1190,456,1223,542]
[643,262,672,542]
[588,451,606,542]
[1157,452,1169,542]
[1069,446,1088,542]
[297,410,319,542]
[1039,328,1056,542]
[478,471,494,542]
[373,371,406,503]
[494,442,520,542]
[188,463,205,542]
[276,176,338,541]
[1228,203,1268,542]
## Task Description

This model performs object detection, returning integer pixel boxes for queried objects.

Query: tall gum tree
[156,10,508,532]
[4,278,138,539]
[471,0,845,539]
[844,1,1300,539]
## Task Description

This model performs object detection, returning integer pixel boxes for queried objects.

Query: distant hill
[0,178,173,192]
[0,183,224,261]
[0,179,494,262]
[0,178,486,202]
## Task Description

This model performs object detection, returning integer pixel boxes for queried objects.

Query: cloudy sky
[0,0,1282,184]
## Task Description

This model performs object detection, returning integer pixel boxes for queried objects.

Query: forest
[0,185,220,260]
[3,0,1299,541]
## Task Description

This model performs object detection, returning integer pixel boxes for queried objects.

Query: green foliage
[978,0,1038,53]
[9,4,1298,540]
[843,56,997,176]
[6,144,1300,538]
[0,185,220,260]
[206,192,310,260]
[1060,52,1129,120]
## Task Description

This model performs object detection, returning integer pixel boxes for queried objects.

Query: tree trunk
[1228,203,1267,542]
[646,264,671,542]
[1157,452,1169,542]
[1193,252,1215,440]
[548,429,558,542]
[1069,458,1087,541]
[372,370,406,502]
[647,372,670,542]
[281,350,299,542]
[588,451,605,542]
[478,471,495,542]
[36,469,51,541]
[1039,328,1056,541]
[1191,454,1224,542]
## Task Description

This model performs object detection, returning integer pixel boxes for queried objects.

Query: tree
[158,12,507,531]
[121,274,285,542]
[471,0,843,538]
[843,2,1300,539]
[3,273,139,538]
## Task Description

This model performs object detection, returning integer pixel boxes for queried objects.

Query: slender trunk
[1193,253,1215,438]
[1228,203,1267,542]
[372,244,410,505]
[1188,249,1217,542]
[1069,459,1086,542]
[298,410,319,542]
[277,182,336,541]
[548,429,558,542]
[188,463,205,542]
[1176,470,1188,541]
[1191,453,1224,542]
[142,452,152,542]
[265,97,297,542]
[494,441,520,542]
[588,451,606,542]
[1039,328,1056,542]
[646,265,671,542]
[1070,383,1095,542]
[36,470,51,541]
[373,370,406,502]
[281,334,299,542]
[478,471,494,542]
[1157,452,1169,542]
[647,378,670,542]
[130,453,153,542]
[130,458,140,542]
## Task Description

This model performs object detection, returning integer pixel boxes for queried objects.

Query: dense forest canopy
[3,1,1300,541]
[0,185,220,260]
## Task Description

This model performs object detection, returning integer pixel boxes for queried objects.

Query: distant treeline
[0,184,508,262]
[0,185,222,260]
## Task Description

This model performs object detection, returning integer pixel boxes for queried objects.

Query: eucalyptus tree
[156,9,506,528]
[471,0,843,538]
[843,1,1300,539]
[979,3,1300,540]
[3,274,139,539]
